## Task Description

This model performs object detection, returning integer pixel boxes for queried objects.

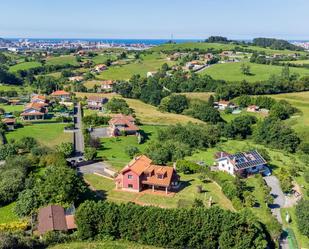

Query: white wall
[218,158,234,175]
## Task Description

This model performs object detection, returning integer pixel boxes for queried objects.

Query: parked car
[262,166,272,176]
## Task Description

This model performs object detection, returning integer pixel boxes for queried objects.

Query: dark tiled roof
[228,150,267,170]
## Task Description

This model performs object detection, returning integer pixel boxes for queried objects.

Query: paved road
[74,103,84,156]
[264,176,289,249]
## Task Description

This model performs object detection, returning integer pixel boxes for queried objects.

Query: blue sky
[1,0,309,39]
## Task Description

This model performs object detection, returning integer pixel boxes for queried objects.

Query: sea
[7,38,202,46]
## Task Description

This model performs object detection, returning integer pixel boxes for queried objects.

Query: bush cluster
[76,200,268,249]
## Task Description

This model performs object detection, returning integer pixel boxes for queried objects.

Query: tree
[56,142,74,157]
[36,164,86,206]
[14,188,39,217]
[17,137,38,152]
[192,198,204,208]
[281,65,290,80]
[125,146,140,158]
[84,147,97,161]
[254,117,300,153]
[105,98,133,114]
[184,100,223,124]
[159,94,188,114]
[0,143,18,160]
[240,63,251,75]
[296,200,309,236]
[208,95,215,106]
[243,191,256,207]
[224,115,257,139]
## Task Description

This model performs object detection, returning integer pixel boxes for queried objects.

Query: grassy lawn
[201,62,309,82]
[49,240,161,249]
[0,104,24,113]
[151,42,308,55]
[6,123,72,148]
[286,59,309,65]
[91,53,117,65]
[97,125,160,170]
[84,173,234,210]
[180,92,213,101]
[75,92,203,125]
[46,55,79,66]
[0,202,19,224]
[0,84,33,94]
[97,53,175,80]
[125,98,203,125]
[9,61,42,72]
[266,91,309,141]
[220,110,264,122]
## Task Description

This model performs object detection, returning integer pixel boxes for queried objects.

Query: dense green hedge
[76,201,268,249]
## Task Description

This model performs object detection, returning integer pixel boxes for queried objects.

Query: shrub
[176,160,201,174]
[76,201,268,249]
[296,200,309,237]
[125,146,140,158]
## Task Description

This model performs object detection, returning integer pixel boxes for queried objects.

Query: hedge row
[76,201,268,249]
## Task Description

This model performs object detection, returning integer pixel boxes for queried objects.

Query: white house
[216,100,237,110]
[87,96,108,110]
[215,151,268,177]
[147,71,158,78]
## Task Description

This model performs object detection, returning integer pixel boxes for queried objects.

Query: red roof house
[50,90,71,101]
[109,114,139,136]
[115,155,180,194]
[20,102,48,121]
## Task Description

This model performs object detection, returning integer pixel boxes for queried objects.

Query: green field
[9,61,42,72]
[97,53,175,80]
[266,91,309,140]
[0,104,24,113]
[76,92,203,125]
[97,125,159,170]
[84,173,234,210]
[49,240,161,249]
[0,84,32,93]
[91,53,117,65]
[286,59,309,65]
[151,42,308,55]
[201,62,309,82]
[46,55,79,66]
[6,123,72,148]
[0,202,19,224]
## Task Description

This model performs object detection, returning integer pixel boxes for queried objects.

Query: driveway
[77,161,116,178]
[90,127,111,138]
[263,175,286,224]
[263,176,290,249]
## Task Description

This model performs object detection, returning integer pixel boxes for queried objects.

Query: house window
[128,175,133,179]
[128,184,133,189]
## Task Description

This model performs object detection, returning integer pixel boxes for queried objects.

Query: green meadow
[6,123,72,148]
[201,62,309,82]
[9,61,42,72]
[46,55,79,66]
[151,42,308,55]
[97,53,175,80]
